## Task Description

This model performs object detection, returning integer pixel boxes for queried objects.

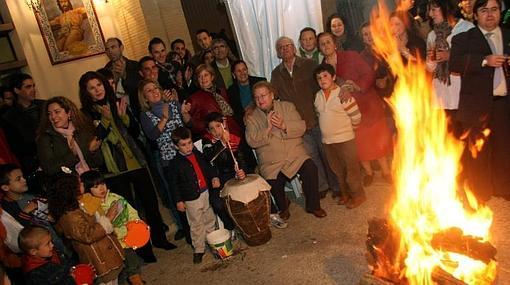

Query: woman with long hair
[36,96,102,175]
[325,13,364,52]
[425,0,474,121]
[78,71,176,262]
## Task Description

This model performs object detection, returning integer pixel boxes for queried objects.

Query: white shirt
[480,26,507,96]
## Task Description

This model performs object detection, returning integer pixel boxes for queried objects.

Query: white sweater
[314,87,361,144]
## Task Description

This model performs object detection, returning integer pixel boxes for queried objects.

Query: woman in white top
[425,0,474,118]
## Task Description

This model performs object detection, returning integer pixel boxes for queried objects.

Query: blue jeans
[302,126,340,193]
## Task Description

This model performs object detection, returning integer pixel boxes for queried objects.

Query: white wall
[5,0,121,104]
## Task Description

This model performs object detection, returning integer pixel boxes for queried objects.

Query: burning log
[431,227,497,264]
[366,219,402,283]
[431,268,468,285]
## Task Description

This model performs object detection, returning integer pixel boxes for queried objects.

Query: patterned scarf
[433,22,453,85]
[53,121,90,175]
[205,85,234,116]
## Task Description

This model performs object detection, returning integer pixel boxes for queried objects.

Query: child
[169,127,218,264]
[0,164,69,257]
[202,112,247,232]
[80,170,145,285]
[47,172,125,285]
[18,225,74,285]
[313,63,366,209]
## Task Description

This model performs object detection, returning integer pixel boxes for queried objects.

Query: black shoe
[185,235,192,245]
[193,252,204,264]
[141,253,157,263]
[153,240,177,250]
[174,229,186,241]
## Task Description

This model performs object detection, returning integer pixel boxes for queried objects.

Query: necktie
[485,32,504,88]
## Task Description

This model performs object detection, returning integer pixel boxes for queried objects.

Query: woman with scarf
[187,64,242,138]
[425,0,474,121]
[78,71,176,262]
[36,96,103,176]
[325,13,364,52]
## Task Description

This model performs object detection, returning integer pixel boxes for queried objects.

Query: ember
[362,1,498,284]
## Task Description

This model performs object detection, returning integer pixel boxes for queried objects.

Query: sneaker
[270,214,288,229]
[193,252,205,264]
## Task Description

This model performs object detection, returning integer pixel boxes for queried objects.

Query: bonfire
[363,2,498,285]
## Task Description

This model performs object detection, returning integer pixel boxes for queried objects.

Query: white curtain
[226,0,323,80]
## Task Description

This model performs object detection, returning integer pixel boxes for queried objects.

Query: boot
[129,274,144,285]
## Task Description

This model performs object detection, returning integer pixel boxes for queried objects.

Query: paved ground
[143,175,510,285]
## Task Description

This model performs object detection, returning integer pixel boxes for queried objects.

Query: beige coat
[55,209,124,283]
[245,100,309,180]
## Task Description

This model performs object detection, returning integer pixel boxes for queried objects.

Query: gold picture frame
[32,0,105,65]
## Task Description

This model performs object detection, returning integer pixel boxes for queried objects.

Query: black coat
[168,149,218,202]
[104,57,142,117]
[449,26,510,130]
[227,76,266,127]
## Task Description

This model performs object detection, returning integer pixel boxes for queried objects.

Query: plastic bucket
[206,229,234,259]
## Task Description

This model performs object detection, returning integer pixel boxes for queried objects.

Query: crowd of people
[1,0,509,283]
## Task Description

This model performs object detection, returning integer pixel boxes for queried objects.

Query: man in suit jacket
[104,37,142,117]
[450,0,510,201]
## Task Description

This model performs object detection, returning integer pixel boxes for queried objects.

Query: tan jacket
[55,209,124,282]
[245,101,309,180]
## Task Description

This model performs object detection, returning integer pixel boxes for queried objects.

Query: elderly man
[270,36,339,198]
[104,37,142,116]
[450,0,510,201]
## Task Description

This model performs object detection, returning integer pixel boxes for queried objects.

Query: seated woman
[78,71,175,261]
[36,96,103,175]
[245,81,326,219]
[187,64,242,138]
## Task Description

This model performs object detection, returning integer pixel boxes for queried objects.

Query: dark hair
[201,49,214,64]
[171,126,192,145]
[18,225,50,253]
[205,112,224,127]
[80,170,105,194]
[170,38,185,49]
[427,0,449,25]
[0,86,13,99]
[47,173,80,222]
[168,51,181,62]
[57,0,73,11]
[231,59,247,73]
[325,13,353,37]
[78,71,116,113]
[313,63,336,78]
[96,68,114,81]
[299,27,317,39]
[474,0,501,14]
[9,73,32,91]
[0,163,20,187]
[138,56,155,72]
[106,37,123,47]
[390,10,414,33]
[37,96,94,139]
[148,37,166,53]
[195,29,211,36]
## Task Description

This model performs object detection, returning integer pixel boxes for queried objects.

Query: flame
[369,2,497,284]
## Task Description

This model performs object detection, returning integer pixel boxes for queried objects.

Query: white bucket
[206,229,234,259]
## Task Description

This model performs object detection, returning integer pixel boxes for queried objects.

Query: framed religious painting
[32,0,105,65]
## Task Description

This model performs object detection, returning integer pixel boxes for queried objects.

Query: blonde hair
[18,226,50,253]
[138,79,164,112]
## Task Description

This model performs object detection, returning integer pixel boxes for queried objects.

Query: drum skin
[227,191,271,246]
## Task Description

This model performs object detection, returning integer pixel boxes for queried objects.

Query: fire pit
[361,2,498,284]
